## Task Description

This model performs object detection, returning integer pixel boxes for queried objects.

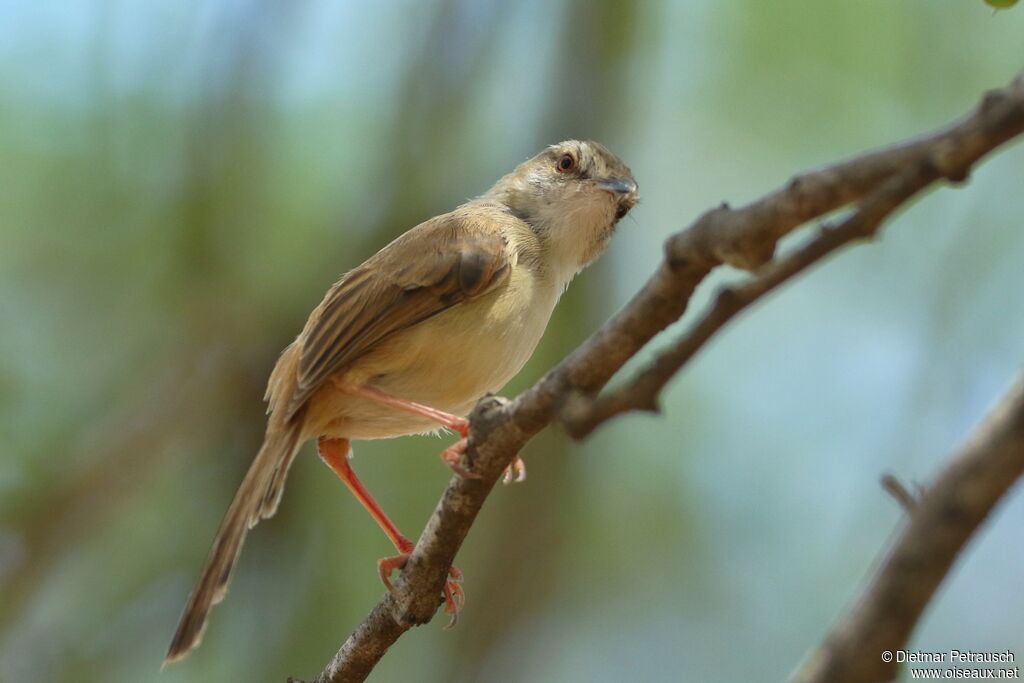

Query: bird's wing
[286,210,511,418]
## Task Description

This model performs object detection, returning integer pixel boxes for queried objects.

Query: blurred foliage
[1,1,1023,682]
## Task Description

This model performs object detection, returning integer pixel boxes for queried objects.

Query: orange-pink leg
[334,380,479,476]
[337,382,469,434]
[334,380,527,483]
[318,437,464,621]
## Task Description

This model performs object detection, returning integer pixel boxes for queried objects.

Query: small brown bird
[165,140,638,664]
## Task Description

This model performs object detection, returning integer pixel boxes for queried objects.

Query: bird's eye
[556,153,576,173]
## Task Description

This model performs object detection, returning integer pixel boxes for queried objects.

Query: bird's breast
[319,264,559,440]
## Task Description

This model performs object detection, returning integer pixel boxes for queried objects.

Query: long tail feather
[164,419,303,666]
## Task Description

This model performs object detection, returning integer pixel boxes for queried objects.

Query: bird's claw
[502,456,527,484]
[442,565,465,627]
[378,553,465,626]
[440,437,481,478]
[441,438,526,484]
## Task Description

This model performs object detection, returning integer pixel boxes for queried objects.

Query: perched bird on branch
[165,140,638,665]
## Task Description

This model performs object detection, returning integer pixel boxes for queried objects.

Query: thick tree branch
[297,71,1024,683]
[790,375,1024,683]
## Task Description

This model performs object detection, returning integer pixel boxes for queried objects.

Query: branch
[297,71,1024,683]
[562,73,1024,438]
[790,375,1024,683]
[561,159,939,436]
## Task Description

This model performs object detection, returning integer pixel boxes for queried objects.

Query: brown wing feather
[286,210,510,418]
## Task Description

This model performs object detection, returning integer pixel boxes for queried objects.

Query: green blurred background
[2,1,1023,681]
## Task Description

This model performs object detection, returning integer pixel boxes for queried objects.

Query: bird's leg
[318,437,464,621]
[334,381,526,483]
[337,381,469,434]
[334,381,481,477]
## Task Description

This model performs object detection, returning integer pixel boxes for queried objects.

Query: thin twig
[880,473,920,514]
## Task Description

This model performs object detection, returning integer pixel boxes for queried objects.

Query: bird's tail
[163,418,303,666]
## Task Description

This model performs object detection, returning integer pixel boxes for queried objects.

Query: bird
[165,139,638,665]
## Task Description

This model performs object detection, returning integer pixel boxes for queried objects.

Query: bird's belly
[321,269,558,440]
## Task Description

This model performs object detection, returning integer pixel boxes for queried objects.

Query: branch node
[637,395,661,415]
[665,228,714,272]
[980,88,1009,115]
[558,389,598,438]
[925,143,971,184]
[881,472,919,514]
[719,238,777,272]
[714,286,741,308]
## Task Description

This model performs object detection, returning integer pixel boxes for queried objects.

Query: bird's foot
[502,456,527,484]
[440,438,526,483]
[378,553,465,627]
[439,437,478,478]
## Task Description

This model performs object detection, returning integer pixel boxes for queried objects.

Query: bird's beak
[596,178,638,196]
[597,177,639,219]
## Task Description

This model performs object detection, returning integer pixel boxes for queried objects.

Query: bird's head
[487,140,638,279]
